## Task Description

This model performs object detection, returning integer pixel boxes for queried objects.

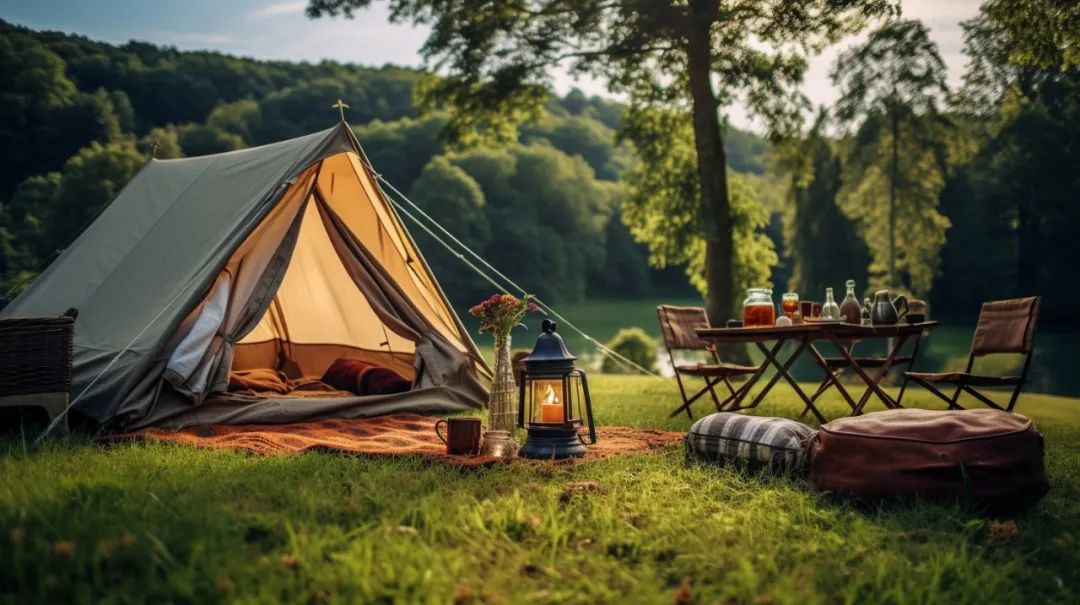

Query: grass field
[2,377,1079,604]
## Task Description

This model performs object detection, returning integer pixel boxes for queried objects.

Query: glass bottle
[839,279,862,324]
[821,287,840,320]
[861,297,873,325]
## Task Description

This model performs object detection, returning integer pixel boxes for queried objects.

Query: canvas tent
[0,123,490,429]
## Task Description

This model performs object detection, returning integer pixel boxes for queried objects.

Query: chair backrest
[970,297,1041,357]
[656,305,712,351]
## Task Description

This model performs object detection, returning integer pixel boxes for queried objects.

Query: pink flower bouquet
[468,293,539,337]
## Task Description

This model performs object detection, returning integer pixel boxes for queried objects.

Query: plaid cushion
[685,412,816,471]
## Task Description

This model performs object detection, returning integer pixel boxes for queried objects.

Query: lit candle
[541,402,564,423]
[540,384,563,423]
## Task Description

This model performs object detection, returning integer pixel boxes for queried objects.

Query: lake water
[457,298,1080,397]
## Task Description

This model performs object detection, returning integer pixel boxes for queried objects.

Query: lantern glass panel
[529,378,567,424]
[571,373,586,426]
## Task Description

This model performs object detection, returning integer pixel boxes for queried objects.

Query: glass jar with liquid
[742,288,776,327]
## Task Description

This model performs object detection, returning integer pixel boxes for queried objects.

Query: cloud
[248,1,308,20]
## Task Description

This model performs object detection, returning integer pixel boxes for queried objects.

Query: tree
[175,123,245,156]
[0,202,35,299]
[439,143,615,303]
[354,114,449,191]
[42,139,147,252]
[407,156,492,304]
[588,207,654,297]
[207,99,262,142]
[831,19,951,295]
[307,0,896,325]
[0,140,144,302]
[960,0,1080,115]
[521,113,630,180]
[139,126,184,159]
[776,110,870,299]
[620,108,776,302]
[0,31,120,197]
[956,0,1080,315]
[6,173,59,260]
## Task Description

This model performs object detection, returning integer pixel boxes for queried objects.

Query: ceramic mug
[435,417,482,455]
[800,301,822,318]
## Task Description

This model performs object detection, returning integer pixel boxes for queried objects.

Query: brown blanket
[226,374,355,399]
[228,368,290,394]
[103,414,683,467]
[321,357,410,396]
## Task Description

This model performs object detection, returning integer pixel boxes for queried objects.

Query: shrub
[601,327,658,374]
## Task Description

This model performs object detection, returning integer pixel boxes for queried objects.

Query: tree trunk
[685,4,746,363]
[685,6,733,328]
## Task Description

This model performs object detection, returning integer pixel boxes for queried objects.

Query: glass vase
[488,333,518,433]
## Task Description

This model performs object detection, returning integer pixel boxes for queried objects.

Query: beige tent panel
[315,153,465,348]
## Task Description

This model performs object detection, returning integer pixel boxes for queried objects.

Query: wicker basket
[0,317,74,396]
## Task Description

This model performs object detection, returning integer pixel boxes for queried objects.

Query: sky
[0,0,982,131]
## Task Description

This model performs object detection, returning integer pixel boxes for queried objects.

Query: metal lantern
[517,319,596,459]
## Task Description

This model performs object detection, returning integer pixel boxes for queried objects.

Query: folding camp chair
[905,297,1040,412]
[657,305,759,418]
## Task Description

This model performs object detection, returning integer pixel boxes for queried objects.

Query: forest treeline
[1,10,1077,321]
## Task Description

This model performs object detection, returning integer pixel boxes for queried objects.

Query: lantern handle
[542,319,556,333]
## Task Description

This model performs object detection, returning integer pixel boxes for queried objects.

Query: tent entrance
[163,150,482,403]
[233,198,418,382]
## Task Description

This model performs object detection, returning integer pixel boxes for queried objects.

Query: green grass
[2,378,1079,604]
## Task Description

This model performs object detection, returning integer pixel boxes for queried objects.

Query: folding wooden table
[696,322,938,422]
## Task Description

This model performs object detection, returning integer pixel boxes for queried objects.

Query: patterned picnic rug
[104,414,684,467]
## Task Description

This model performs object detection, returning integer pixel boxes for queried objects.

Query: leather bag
[809,409,1048,509]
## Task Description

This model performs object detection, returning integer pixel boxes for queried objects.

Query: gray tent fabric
[0,123,490,429]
